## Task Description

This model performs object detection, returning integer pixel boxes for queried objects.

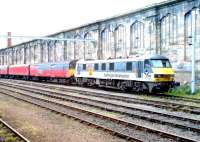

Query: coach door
[137,61,143,78]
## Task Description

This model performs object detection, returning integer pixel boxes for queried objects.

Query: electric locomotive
[75,55,176,92]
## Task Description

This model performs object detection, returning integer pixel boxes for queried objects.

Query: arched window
[184,8,200,81]
[149,21,156,54]
[130,21,144,53]
[101,28,114,59]
[84,32,96,59]
[54,40,64,62]
[170,14,178,44]
[114,25,126,58]
[25,45,30,64]
[185,11,192,61]
[34,43,40,64]
[74,35,84,60]
[161,14,170,50]
[65,37,74,61]
[48,41,54,62]
[41,41,48,63]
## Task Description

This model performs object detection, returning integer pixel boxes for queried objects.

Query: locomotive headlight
[154,74,162,78]
[154,74,174,78]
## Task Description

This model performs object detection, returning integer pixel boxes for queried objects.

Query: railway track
[1,82,200,133]
[1,79,200,115]
[4,78,200,104]
[0,80,199,141]
[0,118,30,142]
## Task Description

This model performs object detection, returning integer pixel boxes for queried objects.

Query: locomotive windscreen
[150,59,171,68]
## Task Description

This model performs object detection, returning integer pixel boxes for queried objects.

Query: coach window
[109,63,114,71]
[83,64,86,71]
[101,63,106,71]
[126,62,132,71]
[94,63,99,71]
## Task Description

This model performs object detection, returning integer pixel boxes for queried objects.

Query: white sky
[0,0,164,48]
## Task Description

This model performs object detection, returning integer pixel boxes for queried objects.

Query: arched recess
[18,49,22,64]
[74,34,84,60]
[29,44,35,64]
[114,25,126,58]
[16,50,19,64]
[8,50,12,65]
[20,47,24,64]
[160,14,170,51]
[160,13,180,63]
[84,32,96,59]
[184,8,200,81]
[1,53,3,65]
[170,14,178,44]
[54,40,64,62]
[3,52,6,65]
[130,21,144,55]
[148,20,156,55]
[65,36,74,61]
[184,10,193,61]
[34,43,40,64]
[101,28,114,59]
[24,44,30,64]
[47,41,54,62]
[41,41,48,63]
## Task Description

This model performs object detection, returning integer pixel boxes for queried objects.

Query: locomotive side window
[126,62,132,71]
[115,62,125,72]
[101,63,106,71]
[83,64,86,70]
[144,60,151,68]
[94,63,99,71]
[132,62,137,73]
[109,63,114,71]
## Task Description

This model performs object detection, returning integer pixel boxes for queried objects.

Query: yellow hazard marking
[152,68,175,82]
[152,68,174,74]
[68,69,75,77]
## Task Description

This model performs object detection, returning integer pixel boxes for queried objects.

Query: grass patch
[0,128,21,142]
[168,84,200,99]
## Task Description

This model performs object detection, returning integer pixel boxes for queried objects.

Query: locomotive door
[137,61,143,78]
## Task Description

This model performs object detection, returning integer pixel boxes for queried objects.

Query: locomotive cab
[143,55,175,92]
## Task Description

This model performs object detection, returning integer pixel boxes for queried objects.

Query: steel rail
[13,80,200,114]
[2,79,200,113]
[0,87,198,142]
[0,118,30,142]
[1,81,199,124]
[0,82,200,134]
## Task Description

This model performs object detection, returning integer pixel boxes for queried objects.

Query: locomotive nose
[152,68,174,74]
[152,68,175,82]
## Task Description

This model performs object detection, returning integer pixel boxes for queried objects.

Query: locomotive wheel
[117,81,127,92]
